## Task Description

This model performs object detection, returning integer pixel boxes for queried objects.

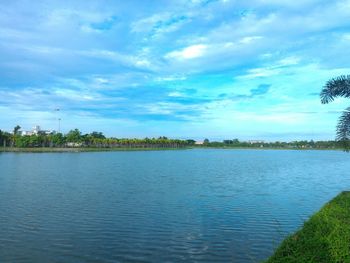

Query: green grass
[265,191,350,263]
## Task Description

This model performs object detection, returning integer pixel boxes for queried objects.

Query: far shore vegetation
[0,126,344,151]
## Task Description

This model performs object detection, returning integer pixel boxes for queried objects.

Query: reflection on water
[0,149,349,262]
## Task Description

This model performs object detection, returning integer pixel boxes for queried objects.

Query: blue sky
[1,0,350,141]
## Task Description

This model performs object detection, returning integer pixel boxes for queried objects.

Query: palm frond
[336,107,350,151]
[320,75,350,104]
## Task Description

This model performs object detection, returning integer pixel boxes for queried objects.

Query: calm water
[0,149,349,262]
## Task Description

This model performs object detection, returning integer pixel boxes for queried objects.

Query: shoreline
[0,147,342,153]
[0,147,190,153]
[265,191,350,262]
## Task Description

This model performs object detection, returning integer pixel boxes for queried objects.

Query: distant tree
[0,129,3,147]
[309,140,315,147]
[13,125,21,135]
[51,133,65,146]
[320,75,350,150]
[186,139,196,145]
[66,129,82,143]
[0,131,11,147]
[11,125,21,147]
[15,135,30,147]
[203,138,209,145]
[90,131,105,139]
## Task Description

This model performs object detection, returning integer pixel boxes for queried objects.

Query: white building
[20,130,33,136]
[20,125,55,136]
[33,125,41,135]
[247,140,265,144]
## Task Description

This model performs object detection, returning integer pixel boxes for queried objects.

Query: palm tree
[320,75,350,150]
[13,125,21,135]
[11,125,21,147]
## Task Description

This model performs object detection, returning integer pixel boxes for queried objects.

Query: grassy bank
[265,191,350,262]
[0,147,189,153]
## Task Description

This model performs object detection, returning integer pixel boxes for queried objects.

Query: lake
[0,149,349,262]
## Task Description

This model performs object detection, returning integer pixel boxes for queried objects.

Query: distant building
[195,141,204,145]
[247,140,265,144]
[66,142,83,147]
[33,125,41,134]
[20,130,33,136]
[20,125,55,136]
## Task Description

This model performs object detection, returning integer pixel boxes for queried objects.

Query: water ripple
[0,149,349,262]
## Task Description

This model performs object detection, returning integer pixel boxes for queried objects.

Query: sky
[1,0,350,141]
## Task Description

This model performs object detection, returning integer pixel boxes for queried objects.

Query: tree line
[0,125,344,149]
[0,127,191,148]
[200,139,343,149]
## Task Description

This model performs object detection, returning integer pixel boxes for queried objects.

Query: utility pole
[54,108,60,133]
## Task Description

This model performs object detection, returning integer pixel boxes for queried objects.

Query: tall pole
[54,108,60,133]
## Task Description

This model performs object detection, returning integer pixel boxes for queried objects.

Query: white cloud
[54,89,98,101]
[165,44,207,60]
[134,59,151,67]
[236,112,308,124]
[168,91,184,97]
[78,49,154,69]
[342,33,350,41]
[131,13,170,33]
[278,56,300,66]
[240,56,301,79]
[155,75,187,82]
[242,67,281,78]
[239,36,263,44]
[1,0,350,139]
[94,77,109,84]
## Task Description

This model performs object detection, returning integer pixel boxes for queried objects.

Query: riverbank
[0,147,189,152]
[0,146,342,153]
[265,191,350,262]
[196,146,342,151]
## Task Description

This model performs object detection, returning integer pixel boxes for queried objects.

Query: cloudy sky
[1,0,350,140]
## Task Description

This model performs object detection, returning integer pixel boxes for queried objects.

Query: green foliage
[320,75,350,104]
[66,129,82,143]
[0,127,190,149]
[50,133,65,146]
[14,134,48,147]
[186,139,196,145]
[336,107,350,151]
[321,75,350,151]
[0,130,11,147]
[265,192,350,263]
[0,126,344,149]
[13,125,21,135]
[89,131,105,139]
[200,139,341,149]
[15,135,30,147]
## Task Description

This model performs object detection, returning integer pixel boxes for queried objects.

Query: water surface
[0,149,349,262]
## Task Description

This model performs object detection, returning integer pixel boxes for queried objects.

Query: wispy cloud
[0,0,349,140]
[165,44,208,60]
